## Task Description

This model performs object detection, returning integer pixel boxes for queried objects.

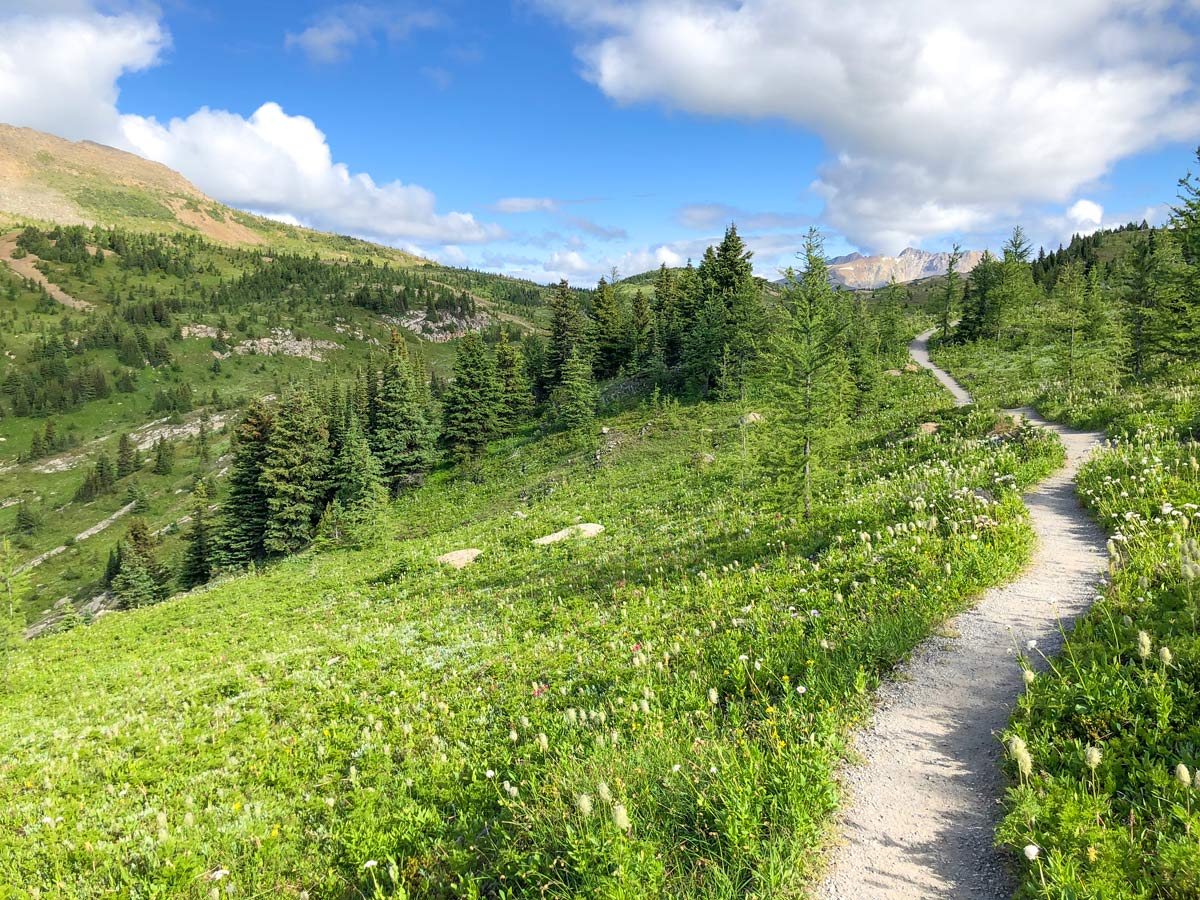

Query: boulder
[533,523,605,546]
[437,548,483,569]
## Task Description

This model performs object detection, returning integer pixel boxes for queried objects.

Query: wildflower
[535,733,549,752]
[1024,845,1040,862]
[708,687,719,705]
[1085,746,1102,770]
[1026,640,1037,652]
[1175,763,1191,788]
[362,860,378,870]
[208,869,230,881]
[672,764,682,773]
[1022,669,1036,687]
[612,803,631,831]
[597,781,612,803]
[1159,646,1173,666]
[576,794,593,817]
[485,769,496,779]
[1137,630,1152,659]
[796,685,807,695]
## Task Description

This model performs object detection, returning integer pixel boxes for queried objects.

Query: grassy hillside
[0,122,430,266]
[0,222,551,622]
[0,366,1064,898]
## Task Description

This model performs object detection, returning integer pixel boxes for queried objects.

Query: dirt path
[815,329,1107,899]
[0,231,93,310]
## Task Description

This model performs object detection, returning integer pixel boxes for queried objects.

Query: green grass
[0,370,1065,898]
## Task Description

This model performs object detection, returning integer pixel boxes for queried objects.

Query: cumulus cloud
[0,3,501,247]
[0,6,165,143]
[120,102,502,243]
[285,5,444,64]
[542,0,1200,253]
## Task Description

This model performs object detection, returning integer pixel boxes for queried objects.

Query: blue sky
[2,1,1199,283]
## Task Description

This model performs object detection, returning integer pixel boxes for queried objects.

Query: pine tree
[371,343,435,490]
[214,400,273,568]
[714,224,769,391]
[196,419,211,463]
[591,277,628,377]
[116,432,138,478]
[442,332,502,462]
[14,500,40,534]
[152,438,174,475]
[322,417,387,547]
[180,481,212,589]
[111,518,168,607]
[652,264,682,367]
[546,280,592,385]
[552,349,599,432]
[940,243,963,340]
[494,331,533,429]
[260,389,330,555]
[627,289,654,371]
[766,228,851,519]
[1155,149,1200,361]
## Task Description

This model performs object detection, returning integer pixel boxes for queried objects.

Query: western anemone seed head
[1016,748,1034,779]
[1022,669,1036,687]
[509,729,519,743]
[1159,646,1173,666]
[1085,746,1102,770]
[1024,845,1040,862]
[1137,631,1152,659]
[576,794,593,817]
[1175,763,1192,788]
[1194,770,1200,790]
[536,733,549,752]
[597,781,612,803]
[707,687,719,706]
[1008,735,1027,756]
[612,803,631,831]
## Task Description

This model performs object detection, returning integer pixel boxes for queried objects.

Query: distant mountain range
[826,247,984,289]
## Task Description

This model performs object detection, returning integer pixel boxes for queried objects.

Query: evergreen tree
[371,342,436,490]
[546,280,592,385]
[1156,148,1200,361]
[196,419,211,463]
[180,481,212,589]
[442,332,502,462]
[111,518,168,607]
[322,417,387,547]
[116,432,138,478]
[766,228,851,519]
[552,349,599,432]
[260,389,330,555]
[591,277,628,377]
[651,264,682,367]
[494,331,533,428]
[14,500,40,534]
[214,400,273,568]
[940,243,963,340]
[152,438,174,475]
[627,288,654,371]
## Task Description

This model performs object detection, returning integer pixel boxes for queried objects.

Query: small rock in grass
[918,422,940,435]
[533,524,605,545]
[437,548,483,569]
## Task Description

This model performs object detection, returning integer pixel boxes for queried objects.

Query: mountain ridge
[827,246,985,289]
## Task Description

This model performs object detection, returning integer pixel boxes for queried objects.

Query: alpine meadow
[1,3,1200,899]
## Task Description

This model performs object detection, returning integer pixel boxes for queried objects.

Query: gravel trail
[814,329,1107,899]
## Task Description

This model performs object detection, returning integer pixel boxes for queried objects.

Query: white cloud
[285,5,444,64]
[0,6,165,143]
[542,0,1200,253]
[494,197,560,213]
[119,102,502,243]
[1067,199,1104,234]
[0,3,501,247]
[677,203,811,232]
[545,249,592,276]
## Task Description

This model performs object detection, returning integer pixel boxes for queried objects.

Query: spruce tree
[116,432,138,478]
[495,331,533,428]
[628,289,654,372]
[940,243,963,340]
[591,277,627,377]
[322,416,387,547]
[260,389,330,555]
[767,228,851,519]
[652,264,682,367]
[180,481,212,589]
[552,349,599,432]
[1156,149,1200,361]
[371,343,435,490]
[152,438,174,475]
[546,280,592,385]
[442,332,502,462]
[214,400,273,568]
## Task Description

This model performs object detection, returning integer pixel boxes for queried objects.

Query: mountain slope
[0,122,426,264]
[828,247,985,289]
